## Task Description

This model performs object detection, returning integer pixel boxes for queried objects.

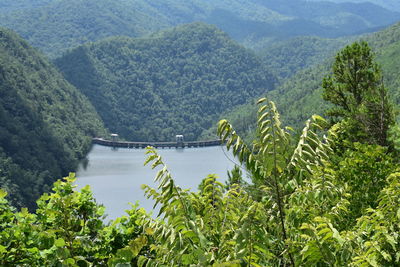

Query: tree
[322,41,394,147]
[217,98,336,266]
[1,97,400,266]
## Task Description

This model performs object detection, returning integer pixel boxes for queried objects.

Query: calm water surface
[76,144,237,220]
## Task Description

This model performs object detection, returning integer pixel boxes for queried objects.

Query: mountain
[0,0,398,57]
[0,0,170,57]
[216,22,400,139]
[305,0,400,13]
[269,22,400,129]
[0,0,52,14]
[257,36,352,80]
[0,28,106,209]
[55,23,275,142]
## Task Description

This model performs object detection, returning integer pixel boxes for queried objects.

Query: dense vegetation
[0,0,398,57]
[56,23,275,142]
[224,21,400,137]
[0,0,52,14]
[306,0,400,12]
[0,28,106,210]
[1,42,399,266]
[274,21,400,128]
[258,36,351,80]
[0,0,169,58]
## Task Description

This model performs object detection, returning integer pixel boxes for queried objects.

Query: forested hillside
[306,0,400,12]
[258,36,351,80]
[1,1,400,265]
[0,0,398,57]
[0,0,170,57]
[223,21,400,135]
[55,23,275,142]
[0,28,106,209]
[0,0,52,14]
[2,42,400,265]
[271,22,400,128]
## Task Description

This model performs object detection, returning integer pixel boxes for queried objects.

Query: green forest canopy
[56,23,276,142]
[222,21,400,137]
[306,0,400,12]
[272,21,400,128]
[0,27,106,210]
[0,2,399,264]
[0,0,398,57]
[2,43,400,263]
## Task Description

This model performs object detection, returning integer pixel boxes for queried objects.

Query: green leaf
[0,189,7,198]
[182,254,194,265]
[145,227,155,235]
[64,258,76,265]
[55,238,65,247]
[96,205,106,216]
[116,248,134,261]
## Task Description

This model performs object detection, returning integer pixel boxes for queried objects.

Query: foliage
[306,0,400,13]
[0,0,53,14]
[1,5,400,264]
[0,0,398,57]
[1,174,104,266]
[350,172,400,266]
[0,174,151,266]
[0,27,106,209]
[227,21,400,136]
[218,97,343,265]
[258,36,351,81]
[333,141,397,223]
[322,41,394,146]
[56,23,275,142]
[1,95,399,266]
[141,149,274,266]
[200,102,258,143]
[224,165,246,190]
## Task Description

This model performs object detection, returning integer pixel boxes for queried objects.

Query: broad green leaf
[55,238,65,247]
[0,189,7,198]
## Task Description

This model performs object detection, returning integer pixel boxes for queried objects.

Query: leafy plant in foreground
[1,95,399,266]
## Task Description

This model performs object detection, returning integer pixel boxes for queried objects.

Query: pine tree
[322,41,394,147]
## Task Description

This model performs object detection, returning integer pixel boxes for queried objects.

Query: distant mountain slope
[258,36,352,80]
[0,0,398,57]
[306,0,400,13]
[0,0,53,14]
[0,28,106,209]
[216,22,400,139]
[269,22,400,128]
[55,23,275,142]
[0,0,170,57]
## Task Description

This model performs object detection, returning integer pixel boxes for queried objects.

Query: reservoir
[76,144,238,220]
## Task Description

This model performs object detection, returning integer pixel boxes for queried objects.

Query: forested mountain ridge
[269,21,400,129]
[0,0,398,57]
[2,41,400,265]
[306,0,400,13]
[257,36,352,80]
[0,0,53,14]
[0,28,106,209]
[55,23,275,142]
[1,1,400,265]
[217,21,400,137]
[0,0,170,58]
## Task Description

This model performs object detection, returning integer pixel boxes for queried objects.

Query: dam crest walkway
[93,138,223,149]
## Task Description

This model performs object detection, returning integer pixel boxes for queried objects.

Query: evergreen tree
[322,41,394,146]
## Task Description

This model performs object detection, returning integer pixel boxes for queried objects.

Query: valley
[0,0,398,57]
[1,0,400,265]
